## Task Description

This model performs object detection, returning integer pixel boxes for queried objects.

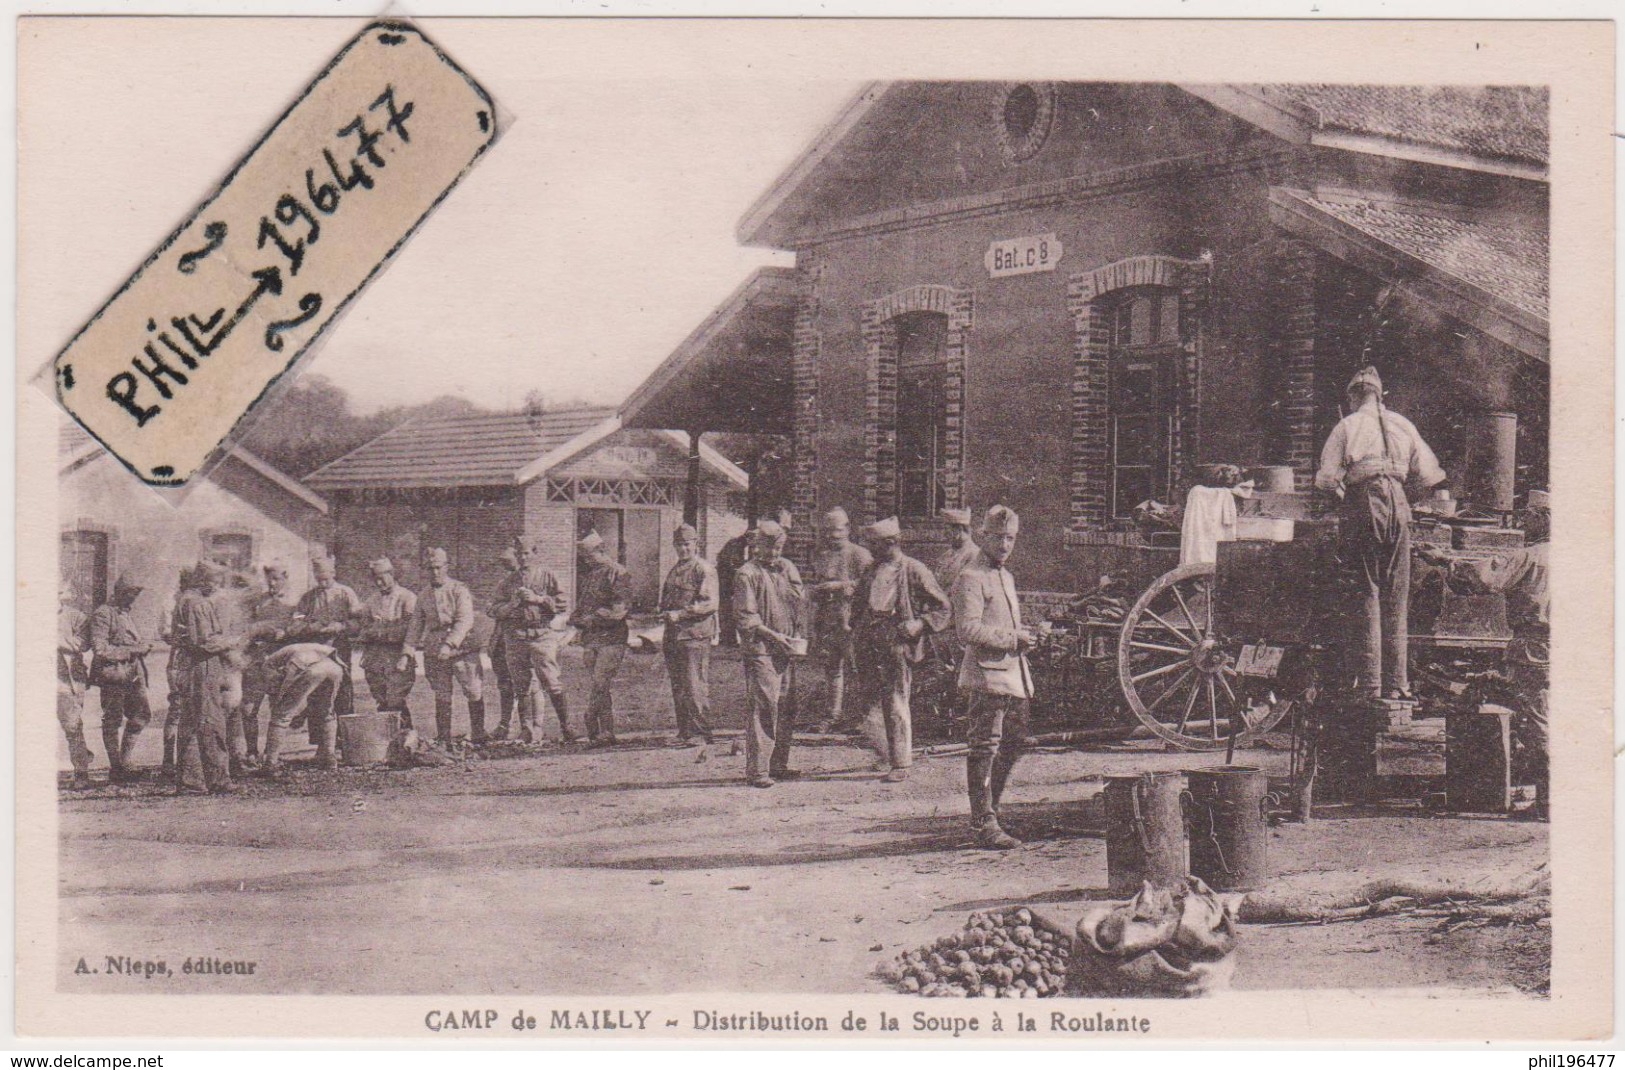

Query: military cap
[941,507,973,527]
[425,547,450,567]
[1346,365,1384,397]
[821,506,850,527]
[981,505,1020,535]
[755,520,786,541]
[262,561,289,578]
[368,557,395,576]
[865,516,902,540]
[499,547,520,568]
[311,556,337,578]
[112,573,145,598]
[673,523,699,543]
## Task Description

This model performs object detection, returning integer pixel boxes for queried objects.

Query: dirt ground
[56,647,1549,998]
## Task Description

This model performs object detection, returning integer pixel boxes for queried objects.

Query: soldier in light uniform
[933,507,980,594]
[236,561,297,772]
[810,507,872,733]
[487,545,523,740]
[57,581,95,789]
[660,524,719,746]
[158,567,201,780]
[174,561,244,794]
[953,506,1038,850]
[732,520,806,787]
[293,556,364,721]
[1424,489,1551,820]
[89,574,157,784]
[571,530,632,747]
[260,643,347,774]
[403,548,486,746]
[496,540,572,743]
[852,517,950,783]
[357,558,418,729]
[1315,366,1445,701]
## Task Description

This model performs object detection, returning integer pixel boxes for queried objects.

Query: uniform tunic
[852,554,949,770]
[811,540,873,724]
[57,605,93,775]
[660,557,719,740]
[952,552,1032,825]
[176,592,238,790]
[89,601,153,760]
[573,561,632,741]
[359,584,418,713]
[733,557,805,780]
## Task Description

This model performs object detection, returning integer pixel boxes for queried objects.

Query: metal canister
[1103,771,1188,895]
[1186,765,1269,891]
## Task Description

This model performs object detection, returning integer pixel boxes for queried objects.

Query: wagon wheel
[1116,563,1295,751]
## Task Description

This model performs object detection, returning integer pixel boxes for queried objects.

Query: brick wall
[789,254,821,565]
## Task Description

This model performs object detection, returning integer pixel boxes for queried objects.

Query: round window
[995,82,1056,163]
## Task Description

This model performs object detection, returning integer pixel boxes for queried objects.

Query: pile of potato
[877,908,1071,998]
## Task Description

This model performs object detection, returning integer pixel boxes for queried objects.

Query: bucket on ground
[1103,771,1188,895]
[339,711,401,766]
[1445,706,1513,813]
[1186,765,1269,891]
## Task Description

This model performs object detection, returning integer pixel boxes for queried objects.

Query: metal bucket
[338,711,400,767]
[1251,465,1297,494]
[1186,765,1269,891]
[1103,772,1188,895]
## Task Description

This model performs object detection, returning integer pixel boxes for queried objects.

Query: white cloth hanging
[1180,485,1250,566]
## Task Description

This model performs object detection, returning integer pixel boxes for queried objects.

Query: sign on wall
[985,232,1063,278]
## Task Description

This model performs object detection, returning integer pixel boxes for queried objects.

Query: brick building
[304,408,748,612]
[621,83,1548,598]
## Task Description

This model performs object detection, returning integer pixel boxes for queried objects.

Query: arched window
[895,312,949,519]
[1105,286,1182,519]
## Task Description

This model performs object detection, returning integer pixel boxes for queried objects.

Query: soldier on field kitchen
[1315,366,1445,703]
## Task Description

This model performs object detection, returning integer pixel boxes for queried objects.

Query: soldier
[1315,366,1445,701]
[953,506,1038,850]
[357,558,418,729]
[852,517,950,783]
[174,561,243,794]
[660,524,719,746]
[236,561,297,773]
[933,507,980,593]
[810,507,873,733]
[496,540,572,743]
[158,567,200,780]
[715,525,753,647]
[732,520,805,787]
[487,545,522,740]
[259,642,346,774]
[89,574,156,783]
[293,556,364,720]
[570,531,631,747]
[403,548,486,746]
[57,581,94,789]
[1423,489,1551,820]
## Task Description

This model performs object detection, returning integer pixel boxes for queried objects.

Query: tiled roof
[304,408,615,490]
[1254,85,1547,168]
[1285,192,1547,323]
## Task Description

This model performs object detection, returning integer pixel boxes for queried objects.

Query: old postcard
[15,16,1613,1042]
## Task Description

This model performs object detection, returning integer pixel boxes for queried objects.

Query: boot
[259,724,285,777]
[553,695,575,743]
[116,727,143,782]
[468,699,488,743]
[435,699,453,746]
[315,716,339,771]
[162,737,177,778]
[990,749,1020,819]
[967,754,1021,850]
[102,720,124,782]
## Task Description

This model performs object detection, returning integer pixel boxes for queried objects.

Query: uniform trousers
[856,623,913,770]
[424,652,484,742]
[582,642,626,741]
[965,692,1029,826]
[359,646,416,718]
[742,651,796,780]
[1509,660,1549,797]
[177,658,234,791]
[506,630,570,732]
[57,679,94,776]
[97,679,152,772]
[664,639,713,741]
[1339,475,1412,695]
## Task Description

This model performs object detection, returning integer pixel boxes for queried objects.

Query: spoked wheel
[1117,563,1296,751]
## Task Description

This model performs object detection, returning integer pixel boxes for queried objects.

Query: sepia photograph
[14,16,1612,1042]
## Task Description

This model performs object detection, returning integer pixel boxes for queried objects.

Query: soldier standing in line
[851,517,950,783]
[810,507,872,734]
[403,548,486,746]
[174,561,244,793]
[497,540,572,743]
[933,508,980,594]
[158,567,201,781]
[259,642,347,775]
[571,531,632,747]
[660,524,719,747]
[57,581,95,789]
[236,561,297,773]
[357,558,418,730]
[293,556,364,721]
[953,506,1038,850]
[89,574,157,784]
[487,545,523,740]
[732,520,806,787]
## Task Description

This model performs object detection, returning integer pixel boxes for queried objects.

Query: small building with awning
[621,82,1548,597]
[305,408,748,612]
